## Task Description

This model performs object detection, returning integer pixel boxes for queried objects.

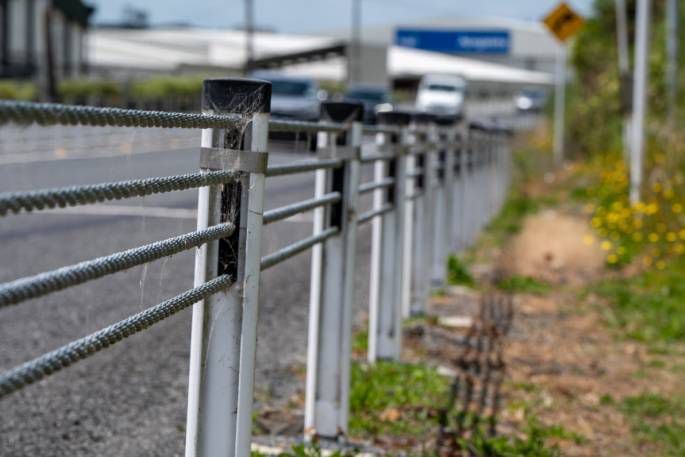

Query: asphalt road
[0,126,377,456]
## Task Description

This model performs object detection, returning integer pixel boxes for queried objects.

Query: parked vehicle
[515,88,548,113]
[252,72,326,151]
[415,74,467,118]
[343,85,393,124]
[252,72,326,122]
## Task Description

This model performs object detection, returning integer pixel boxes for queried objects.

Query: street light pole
[244,0,255,74]
[552,44,567,165]
[666,0,678,125]
[614,0,632,163]
[630,0,651,205]
[350,0,361,84]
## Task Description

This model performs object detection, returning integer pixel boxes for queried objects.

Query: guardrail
[0,78,512,457]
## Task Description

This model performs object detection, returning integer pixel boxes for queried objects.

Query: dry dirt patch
[501,209,604,285]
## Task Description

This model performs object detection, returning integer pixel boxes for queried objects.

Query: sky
[88,0,596,33]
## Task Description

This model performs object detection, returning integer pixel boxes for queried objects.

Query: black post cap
[202,78,272,114]
[320,102,364,123]
[411,112,437,124]
[468,120,489,131]
[376,111,411,126]
[434,114,463,126]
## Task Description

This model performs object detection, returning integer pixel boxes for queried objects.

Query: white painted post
[369,111,411,362]
[553,44,567,165]
[305,102,363,440]
[631,0,651,205]
[185,78,271,457]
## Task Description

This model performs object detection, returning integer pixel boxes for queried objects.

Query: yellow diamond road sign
[543,2,584,42]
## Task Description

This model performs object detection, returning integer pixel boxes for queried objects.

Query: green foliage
[58,79,122,105]
[0,80,38,101]
[486,193,539,240]
[276,443,353,457]
[592,256,685,343]
[447,255,474,286]
[352,328,368,354]
[496,275,551,295]
[130,75,204,101]
[349,361,449,437]
[620,393,685,456]
[458,416,582,457]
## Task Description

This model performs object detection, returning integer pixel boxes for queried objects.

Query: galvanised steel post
[305,102,363,440]
[410,113,436,315]
[185,78,271,457]
[400,114,416,319]
[369,111,410,362]
[462,123,476,249]
[487,127,496,222]
[432,118,457,285]
[454,121,468,252]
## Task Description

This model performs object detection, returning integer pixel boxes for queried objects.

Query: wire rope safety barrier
[0,78,513,457]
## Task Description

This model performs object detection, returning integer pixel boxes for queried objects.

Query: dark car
[344,85,393,124]
[251,72,327,151]
[515,89,548,113]
[252,71,324,121]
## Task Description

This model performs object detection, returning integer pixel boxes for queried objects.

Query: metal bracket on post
[305,102,363,441]
[368,111,411,362]
[185,78,271,457]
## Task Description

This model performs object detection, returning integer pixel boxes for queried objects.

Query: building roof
[89,27,552,85]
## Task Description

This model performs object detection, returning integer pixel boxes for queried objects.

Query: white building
[329,16,562,74]
[88,27,551,86]
[0,0,92,86]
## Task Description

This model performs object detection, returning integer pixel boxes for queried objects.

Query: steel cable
[0,223,235,308]
[0,100,242,129]
[0,275,233,399]
[0,170,239,216]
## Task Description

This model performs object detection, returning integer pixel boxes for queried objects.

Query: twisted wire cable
[0,100,348,133]
[0,223,235,308]
[0,170,238,216]
[0,275,233,399]
[0,100,242,129]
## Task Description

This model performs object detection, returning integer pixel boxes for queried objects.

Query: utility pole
[350,0,361,84]
[630,0,651,205]
[552,44,567,165]
[666,0,678,125]
[615,0,632,163]
[244,0,255,74]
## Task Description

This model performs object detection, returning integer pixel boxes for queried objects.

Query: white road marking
[44,204,198,219]
[41,204,314,223]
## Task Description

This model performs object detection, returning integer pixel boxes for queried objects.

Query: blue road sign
[395,29,510,55]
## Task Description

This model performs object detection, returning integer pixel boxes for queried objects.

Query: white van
[415,74,467,117]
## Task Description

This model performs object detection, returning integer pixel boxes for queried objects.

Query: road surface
[0,125,377,456]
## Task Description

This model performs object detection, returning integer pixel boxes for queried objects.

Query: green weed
[592,256,685,343]
[447,255,475,286]
[620,393,685,456]
[349,361,449,437]
[497,275,552,295]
